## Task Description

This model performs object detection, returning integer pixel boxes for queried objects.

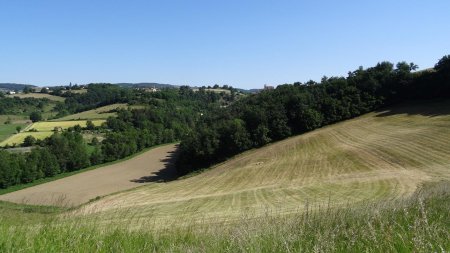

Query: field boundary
[0,142,178,196]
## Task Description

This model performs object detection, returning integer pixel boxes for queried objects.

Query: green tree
[73,124,82,132]
[91,137,100,145]
[23,135,37,147]
[29,111,42,122]
[435,55,450,72]
[23,86,33,94]
[86,120,95,130]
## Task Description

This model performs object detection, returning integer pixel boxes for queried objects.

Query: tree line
[0,85,235,189]
[175,56,450,174]
[0,95,52,115]
[0,131,89,188]
[1,56,448,188]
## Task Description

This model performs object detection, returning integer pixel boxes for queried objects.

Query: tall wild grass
[0,181,448,252]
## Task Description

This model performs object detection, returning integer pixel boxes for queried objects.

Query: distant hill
[0,83,36,91]
[114,83,178,89]
[114,83,260,92]
[236,88,261,94]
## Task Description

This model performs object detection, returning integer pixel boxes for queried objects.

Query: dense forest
[175,56,450,174]
[0,95,53,115]
[0,56,449,188]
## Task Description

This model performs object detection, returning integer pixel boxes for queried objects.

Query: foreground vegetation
[0,181,448,252]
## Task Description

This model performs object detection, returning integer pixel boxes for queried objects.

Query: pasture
[52,103,144,121]
[0,132,54,146]
[7,93,65,102]
[0,123,29,143]
[0,115,29,124]
[26,119,106,131]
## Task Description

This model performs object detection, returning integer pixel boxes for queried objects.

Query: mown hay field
[25,119,106,132]
[77,101,450,225]
[0,120,105,146]
[1,181,448,252]
[52,103,127,121]
[0,132,54,146]
[2,101,450,228]
[52,103,145,121]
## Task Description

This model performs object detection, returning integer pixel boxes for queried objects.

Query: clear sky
[0,1,449,89]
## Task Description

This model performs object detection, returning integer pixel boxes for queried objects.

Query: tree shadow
[130,145,180,184]
[375,99,450,117]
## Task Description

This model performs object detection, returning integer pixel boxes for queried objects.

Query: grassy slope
[0,181,448,252]
[51,104,146,121]
[80,100,450,225]
[6,93,65,102]
[0,115,29,124]
[52,103,128,121]
[0,115,31,143]
[0,101,449,252]
[0,123,28,142]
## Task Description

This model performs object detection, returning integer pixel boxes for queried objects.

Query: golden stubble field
[79,102,450,225]
[51,103,128,121]
[3,101,450,227]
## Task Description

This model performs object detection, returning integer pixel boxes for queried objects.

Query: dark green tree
[29,111,42,122]
[23,135,37,147]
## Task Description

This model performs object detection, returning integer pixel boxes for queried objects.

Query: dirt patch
[0,144,178,207]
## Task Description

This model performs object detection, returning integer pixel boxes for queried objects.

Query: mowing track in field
[79,101,450,225]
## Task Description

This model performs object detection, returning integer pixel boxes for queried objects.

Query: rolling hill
[77,101,449,225]
[114,82,177,89]
[0,83,36,91]
[6,93,65,102]
[2,100,449,227]
[0,100,449,252]
[51,103,145,121]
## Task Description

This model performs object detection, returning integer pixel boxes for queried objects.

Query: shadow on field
[375,99,450,117]
[130,145,179,184]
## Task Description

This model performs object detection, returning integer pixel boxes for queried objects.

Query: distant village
[1,82,275,96]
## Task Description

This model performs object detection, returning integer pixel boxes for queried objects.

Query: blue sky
[0,1,449,89]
